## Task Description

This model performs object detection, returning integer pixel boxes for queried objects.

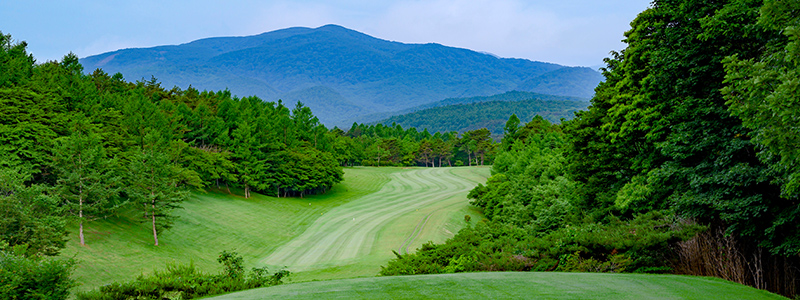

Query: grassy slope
[209,272,787,300]
[60,167,489,292]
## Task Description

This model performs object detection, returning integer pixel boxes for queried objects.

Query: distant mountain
[80,25,602,126]
[375,92,589,137]
[516,67,603,98]
[352,90,587,125]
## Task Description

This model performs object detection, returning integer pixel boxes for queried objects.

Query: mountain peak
[316,24,349,31]
[79,26,601,126]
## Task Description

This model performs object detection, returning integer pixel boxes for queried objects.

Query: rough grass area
[60,167,489,292]
[208,272,787,300]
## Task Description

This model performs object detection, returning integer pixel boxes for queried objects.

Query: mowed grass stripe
[400,211,433,254]
[343,167,475,257]
[208,272,787,300]
[390,167,489,256]
[323,167,478,260]
[258,167,488,272]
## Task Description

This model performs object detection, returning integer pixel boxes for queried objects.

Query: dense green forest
[381,0,800,297]
[0,29,352,297]
[376,96,587,138]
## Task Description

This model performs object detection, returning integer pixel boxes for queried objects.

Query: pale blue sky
[1,0,651,67]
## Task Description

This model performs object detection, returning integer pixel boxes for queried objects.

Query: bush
[380,212,704,276]
[557,251,632,273]
[0,250,76,300]
[77,251,289,300]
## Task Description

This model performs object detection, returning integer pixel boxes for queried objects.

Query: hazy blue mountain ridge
[80,24,601,126]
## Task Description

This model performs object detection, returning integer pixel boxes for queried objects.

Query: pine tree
[52,118,121,246]
[127,132,188,246]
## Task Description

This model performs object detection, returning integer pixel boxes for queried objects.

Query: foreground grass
[60,167,489,293]
[209,272,787,300]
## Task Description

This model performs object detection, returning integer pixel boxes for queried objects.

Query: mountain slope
[351,90,585,125]
[516,66,603,98]
[375,92,588,136]
[80,25,602,126]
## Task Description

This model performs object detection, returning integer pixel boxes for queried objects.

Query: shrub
[557,251,632,273]
[77,251,289,300]
[0,250,76,300]
[380,212,704,276]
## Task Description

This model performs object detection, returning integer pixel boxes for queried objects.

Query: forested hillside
[381,0,800,298]
[376,96,588,137]
[79,25,602,125]
[354,90,586,125]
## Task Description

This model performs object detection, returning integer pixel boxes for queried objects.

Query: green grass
[60,167,490,293]
[259,166,490,282]
[207,272,787,300]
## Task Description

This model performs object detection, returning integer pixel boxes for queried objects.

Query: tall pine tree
[52,117,122,246]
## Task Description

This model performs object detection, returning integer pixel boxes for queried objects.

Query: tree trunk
[152,213,159,246]
[79,221,85,246]
[79,207,85,246]
[152,193,159,246]
[79,179,85,246]
[467,152,472,166]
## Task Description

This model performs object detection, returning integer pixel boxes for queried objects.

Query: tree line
[336,122,496,167]
[382,0,800,297]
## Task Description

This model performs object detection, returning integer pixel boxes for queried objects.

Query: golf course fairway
[61,166,490,291]
[261,166,491,281]
[208,272,786,300]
